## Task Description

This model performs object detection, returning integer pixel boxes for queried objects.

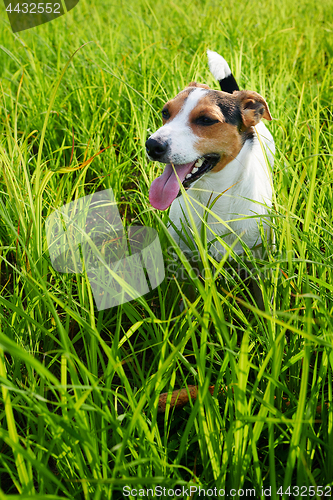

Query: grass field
[0,0,333,497]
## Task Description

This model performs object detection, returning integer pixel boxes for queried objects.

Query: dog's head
[146,59,272,211]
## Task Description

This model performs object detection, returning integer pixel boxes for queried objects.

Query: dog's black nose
[145,138,168,160]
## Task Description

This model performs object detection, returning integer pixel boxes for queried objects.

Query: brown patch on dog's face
[187,92,243,172]
[161,88,193,124]
[161,84,212,125]
[194,124,243,172]
[187,89,271,173]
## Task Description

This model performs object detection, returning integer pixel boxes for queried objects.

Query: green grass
[0,0,333,497]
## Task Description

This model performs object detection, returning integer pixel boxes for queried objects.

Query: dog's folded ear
[187,81,210,89]
[236,90,272,128]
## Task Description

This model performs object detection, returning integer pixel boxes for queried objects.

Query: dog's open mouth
[149,153,220,211]
[181,153,220,190]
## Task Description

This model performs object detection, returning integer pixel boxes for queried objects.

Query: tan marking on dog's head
[184,92,242,172]
[194,124,243,172]
[161,88,193,124]
[187,89,272,173]
[188,93,224,126]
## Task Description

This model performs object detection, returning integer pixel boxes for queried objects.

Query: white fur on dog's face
[148,87,208,164]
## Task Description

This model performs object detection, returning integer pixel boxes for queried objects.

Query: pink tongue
[149,162,195,210]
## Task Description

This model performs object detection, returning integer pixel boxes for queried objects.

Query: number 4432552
[6,3,61,13]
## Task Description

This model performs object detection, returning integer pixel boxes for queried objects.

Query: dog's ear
[236,90,272,128]
[187,82,210,89]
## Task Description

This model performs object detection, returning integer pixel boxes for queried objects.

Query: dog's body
[146,51,275,260]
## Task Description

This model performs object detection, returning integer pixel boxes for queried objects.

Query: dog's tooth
[185,174,191,179]
[195,158,204,168]
[192,167,199,174]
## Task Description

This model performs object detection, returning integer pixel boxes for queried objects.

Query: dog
[146,50,275,262]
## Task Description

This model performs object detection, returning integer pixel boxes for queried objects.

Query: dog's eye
[162,109,170,119]
[195,116,218,126]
